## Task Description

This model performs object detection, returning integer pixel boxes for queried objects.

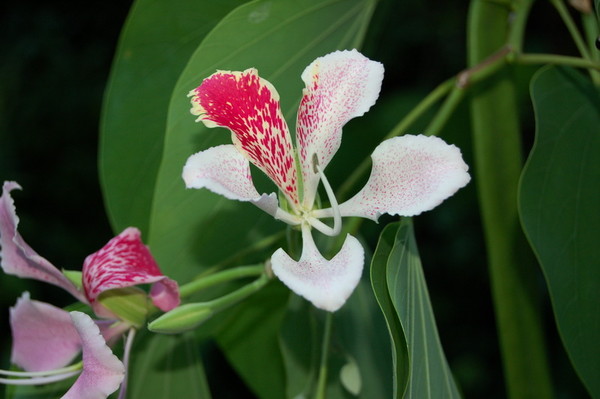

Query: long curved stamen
[0,363,82,385]
[117,328,136,399]
[274,208,302,226]
[309,157,342,236]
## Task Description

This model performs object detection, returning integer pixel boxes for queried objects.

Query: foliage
[1,0,599,398]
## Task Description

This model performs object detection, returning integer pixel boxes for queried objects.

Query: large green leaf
[520,66,600,398]
[373,220,461,398]
[128,331,211,398]
[99,0,247,234]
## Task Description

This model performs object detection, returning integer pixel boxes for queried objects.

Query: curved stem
[179,264,265,298]
[515,53,600,69]
[549,0,592,60]
[315,312,333,399]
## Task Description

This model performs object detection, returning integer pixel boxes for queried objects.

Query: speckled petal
[61,311,125,399]
[296,50,384,208]
[0,181,87,303]
[189,69,299,206]
[182,144,279,217]
[337,135,471,221]
[10,293,81,372]
[82,228,180,317]
[271,225,364,312]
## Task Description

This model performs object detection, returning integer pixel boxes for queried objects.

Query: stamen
[117,328,136,399]
[274,208,302,225]
[309,159,342,236]
[0,364,81,386]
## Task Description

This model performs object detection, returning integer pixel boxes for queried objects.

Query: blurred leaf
[215,282,289,399]
[128,330,211,398]
[370,222,409,397]
[520,65,600,398]
[373,219,461,398]
[99,0,247,234]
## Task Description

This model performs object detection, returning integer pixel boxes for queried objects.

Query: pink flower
[182,49,470,312]
[0,181,180,398]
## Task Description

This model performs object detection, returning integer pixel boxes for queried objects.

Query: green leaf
[370,222,409,397]
[373,220,461,398]
[128,330,212,399]
[520,66,600,398]
[99,0,247,234]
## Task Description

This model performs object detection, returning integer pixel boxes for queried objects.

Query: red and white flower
[183,49,470,312]
[0,181,180,398]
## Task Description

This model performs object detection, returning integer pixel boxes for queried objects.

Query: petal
[10,293,81,372]
[189,69,300,206]
[338,135,471,221]
[183,144,279,217]
[0,181,87,303]
[82,228,180,317]
[296,49,384,208]
[271,225,364,312]
[61,311,125,399]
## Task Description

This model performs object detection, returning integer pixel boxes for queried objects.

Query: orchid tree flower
[0,181,180,398]
[183,49,470,312]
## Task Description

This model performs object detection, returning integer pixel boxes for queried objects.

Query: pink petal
[189,69,300,206]
[183,144,279,216]
[0,181,87,303]
[62,311,125,399]
[338,135,471,221]
[271,226,364,312]
[10,293,81,372]
[296,50,384,208]
[82,228,180,317]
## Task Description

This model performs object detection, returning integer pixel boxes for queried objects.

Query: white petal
[182,144,279,216]
[296,49,384,208]
[271,226,364,312]
[61,312,125,399]
[338,135,470,221]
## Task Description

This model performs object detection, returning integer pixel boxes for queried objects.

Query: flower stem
[179,264,265,298]
[206,272,270,311]
[515,53,600,70]
[549,0,592,60]
[315,312,333,399]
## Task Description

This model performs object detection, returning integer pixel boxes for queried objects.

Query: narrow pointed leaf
[381,219,461,398]
[520,66,600,398]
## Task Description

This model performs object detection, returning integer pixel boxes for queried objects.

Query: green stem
[581,11,600,83]
[516,53,600,69]
[549,0,592,60]
[179,264,265,298]
[424,86,465,136]
[206,273,270,311]
[315,312,333,399]
[467,0,553,397]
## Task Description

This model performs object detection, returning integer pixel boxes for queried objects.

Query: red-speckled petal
[271,226,364,312]
[296,50,384,208]
[182,144,279,217]
[10,293,81,372]
[0,182,87,303]
[62,311,125,399]
[338,135,471,221]
[189,69,299,206]
[82,228,180,317]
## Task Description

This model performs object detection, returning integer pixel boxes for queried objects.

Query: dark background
[0,0,593,397]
